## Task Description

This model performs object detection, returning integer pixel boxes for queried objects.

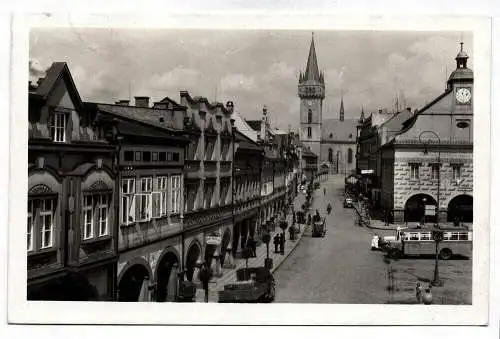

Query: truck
[218,267,276,303]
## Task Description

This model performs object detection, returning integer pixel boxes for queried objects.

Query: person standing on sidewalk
[199,262,210,303]
[280,232,286,254]
[273,234,279,253]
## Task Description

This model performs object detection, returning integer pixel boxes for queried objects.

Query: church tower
[298,33,325,159]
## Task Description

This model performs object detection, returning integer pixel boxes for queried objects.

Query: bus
[379,227,473,260]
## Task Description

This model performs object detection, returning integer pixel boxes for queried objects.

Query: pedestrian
[279,233,285,254]
[384,209,389,226]
[251,236,257,257]
[199,262,210,303]
[415,282,423,303]
[324,188,326,196]
[273,234,279,253]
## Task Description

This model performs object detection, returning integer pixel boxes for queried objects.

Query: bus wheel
[439,248,453,260]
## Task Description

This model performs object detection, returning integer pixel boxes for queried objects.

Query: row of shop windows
[408,163,463,181]
[121,176,182,225]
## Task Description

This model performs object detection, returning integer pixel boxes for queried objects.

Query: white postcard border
[7,13,491,325]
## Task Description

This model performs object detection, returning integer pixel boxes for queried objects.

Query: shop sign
[361,169,374,174]
[425,205,436,216]
[206,232,222,245]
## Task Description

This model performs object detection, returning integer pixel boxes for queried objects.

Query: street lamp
[419,130,442,287]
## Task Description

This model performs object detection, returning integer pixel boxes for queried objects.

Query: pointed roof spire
[303,32,321,82]
[340,90,345,121]
[455,38,469,69]
[358,106,365,123]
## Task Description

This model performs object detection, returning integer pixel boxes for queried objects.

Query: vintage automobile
[312,218,326,237]
[218,267,276,303]
[343,197,353,208]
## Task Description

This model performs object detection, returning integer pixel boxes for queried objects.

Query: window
[307,127,312,138]
[124,151,134,162]
[27,200,34,251]
[83,195,94,239]
[159,152,167,161]
[409,163,420,180]
[307,109,312,124]
[347,148,353,164]
[167,152,173,161]
[152,152,158,161]
[204,182,214,209]
[153,176,168,218]
[27,198,56,252]
[143,151,151,162]
[170,175,181,214]
[431,164,440,180]
[135,151,141,161]
[137,177,153,221]
[83,194,110,239]
[328,148,333,163]
[172,153,180,162]
[40,199,54,249]
[452,165,462,181]
[420,233,431,241]
[121,178,136,225]
[97,195,109,236]
[51,111,67,142]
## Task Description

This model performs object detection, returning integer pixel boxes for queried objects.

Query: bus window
[420,233,431,240]
[458,232,469,240]
[409,233,419,241]
[450,232,459,240]
[443,232,451,241]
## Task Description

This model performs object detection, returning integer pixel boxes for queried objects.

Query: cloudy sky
[29,29,472,130]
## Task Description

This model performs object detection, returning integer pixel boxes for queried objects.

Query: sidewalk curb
[270,224,310,275]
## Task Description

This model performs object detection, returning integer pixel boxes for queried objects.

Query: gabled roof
[158,96,186,109]
[321,118,358,141]
[302,148,318,159]
[381,108,413,132]
[233,112,259,142]
[30,62,83,109]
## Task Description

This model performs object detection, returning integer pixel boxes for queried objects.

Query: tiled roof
[95,103,181,132]
[245,120,261,132]
[381,108,413,132]
[321,118,358,141]
[233,112,259,142]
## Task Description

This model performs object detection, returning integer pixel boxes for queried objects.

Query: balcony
[183,205,232,230]
[220,161,232,177]
[185,160,201,179]
[204,161,218,178]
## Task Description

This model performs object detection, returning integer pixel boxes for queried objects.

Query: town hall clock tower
[298,33,325,159]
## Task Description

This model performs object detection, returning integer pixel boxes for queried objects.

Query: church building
[298,34,358,174]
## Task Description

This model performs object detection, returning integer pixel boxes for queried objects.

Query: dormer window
[51,111,67,142]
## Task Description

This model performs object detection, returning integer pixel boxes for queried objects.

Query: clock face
[456,88,472,104]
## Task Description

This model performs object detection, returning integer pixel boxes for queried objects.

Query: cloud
[220,73,256,92]
[149,67,204,91]
[29,58,49,82]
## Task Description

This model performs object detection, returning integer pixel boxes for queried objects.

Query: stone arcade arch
[118,263,151,302]
[447,194,473,223]
[404,193,437,223]
[185,241,202,282]
[220,229,231,267]
[155,250,180,302]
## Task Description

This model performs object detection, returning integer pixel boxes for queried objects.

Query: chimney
[116,100,130,106]
[134,96,150,108]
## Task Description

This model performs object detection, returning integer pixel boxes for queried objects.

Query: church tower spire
[303,32,322,82]
[340,90,345,121]
[298,32,325,160]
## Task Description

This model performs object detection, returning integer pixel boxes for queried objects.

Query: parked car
[218,267,276,303]
[343,197,353,208]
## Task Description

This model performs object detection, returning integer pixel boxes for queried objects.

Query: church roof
[322,118,358,141]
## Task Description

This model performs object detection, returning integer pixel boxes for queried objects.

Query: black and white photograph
[6,13,492,326]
